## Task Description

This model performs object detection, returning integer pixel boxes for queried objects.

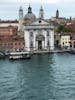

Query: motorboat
[9,51,31,60]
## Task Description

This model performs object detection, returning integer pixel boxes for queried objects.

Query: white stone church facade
[19,5,54,52]
[24,18,54,51]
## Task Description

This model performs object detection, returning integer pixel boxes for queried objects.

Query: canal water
[0,53,75,100]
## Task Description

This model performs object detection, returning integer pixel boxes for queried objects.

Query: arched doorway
[36,35,45,50]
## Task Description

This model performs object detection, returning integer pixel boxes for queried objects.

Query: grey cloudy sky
[0,0,75,20]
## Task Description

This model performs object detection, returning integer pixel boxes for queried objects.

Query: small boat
[9,51,31,60]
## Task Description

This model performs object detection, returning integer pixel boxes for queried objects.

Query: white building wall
[24,29,54,51]
[24,30,30,51]
[36,41,38,50]
[44,30,47,49]
[34,30,38,50]
[33,31,35,50]
[50,30,54,50]
[42,41,44,49]
[42,30,45,49]
[24,19,54,52]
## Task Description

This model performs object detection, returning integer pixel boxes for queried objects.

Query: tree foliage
[57,25,75,33]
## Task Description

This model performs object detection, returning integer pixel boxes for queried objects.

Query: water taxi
[9,51,31,60]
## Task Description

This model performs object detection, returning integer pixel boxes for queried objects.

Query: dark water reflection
[0,53,75,100]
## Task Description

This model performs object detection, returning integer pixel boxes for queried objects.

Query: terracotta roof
[0,20,18,23]
[0,26,18,29]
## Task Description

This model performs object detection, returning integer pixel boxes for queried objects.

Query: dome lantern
[28,5,32,13]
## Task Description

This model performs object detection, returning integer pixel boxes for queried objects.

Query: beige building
[60,34,70,49]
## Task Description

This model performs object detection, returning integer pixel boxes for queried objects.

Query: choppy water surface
[0,53,75,100]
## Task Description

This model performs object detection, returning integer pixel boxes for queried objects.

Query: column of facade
[50,30,54,50]
[24,30,30,51]
[33,30,37,51]
[44,30,47,50]
[42,30,45,49]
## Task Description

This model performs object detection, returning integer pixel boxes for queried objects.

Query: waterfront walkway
[0,49,70,59]
[33,49,70,54]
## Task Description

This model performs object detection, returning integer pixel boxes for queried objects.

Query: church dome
[24,5,36,24]
[24,13,36,20]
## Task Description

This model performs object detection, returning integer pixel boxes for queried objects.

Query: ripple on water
[0,53,75,100]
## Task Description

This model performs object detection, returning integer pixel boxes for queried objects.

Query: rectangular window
[30,32,33,37]
[47,30,49,36]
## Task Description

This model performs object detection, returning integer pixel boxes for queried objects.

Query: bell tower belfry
[56,9,59,19]
[39,6,44,19]
[18,6,24,35]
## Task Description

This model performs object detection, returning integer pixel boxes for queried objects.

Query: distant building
[0,21,24,52]
[56,9,59,19]
[0,25,18,36]
[50,9,67,25]
[60,33,70,49]
[0,20,18,27]
[0,35,25,51]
